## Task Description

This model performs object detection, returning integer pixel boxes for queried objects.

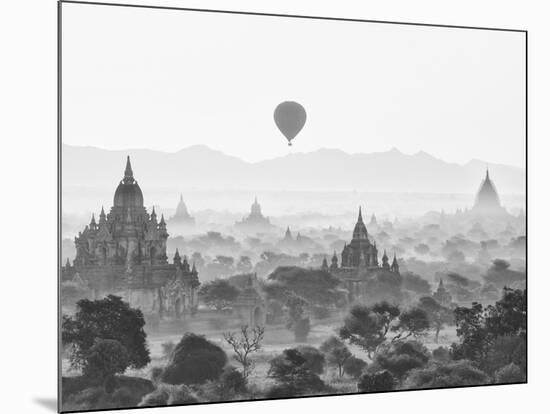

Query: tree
[417,296,454,343]
[392,307,430,341]
[484,260,525,289]
[451,288,526,373]
[343,356,368,379]
[295,346,326,375]
[161,333,227,385]
[268,266,342,306]
[375,340,430,383]
[403,360,490,389]
[320,336,352,377]
[223,325,265,380]
[83,339,129,390]
[402,272,431,297]
[267,348,326,397]
[485,288,526,338]
[286,294,311,342]
[450,302,489,364]
[339,302,400,358]
[357,370,395,393]
[62,295,150,370]
[198,279,240,311]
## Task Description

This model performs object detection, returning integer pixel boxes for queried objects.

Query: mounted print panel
[59,1,527,412]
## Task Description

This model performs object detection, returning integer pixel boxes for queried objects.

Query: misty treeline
[61,285,525,410]
[62,209,525,284]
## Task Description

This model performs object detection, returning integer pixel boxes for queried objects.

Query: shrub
[403,360,490,389]
[161,333,227,385]
[357,371,395,392]
[110,387,135,407]
[219,366,247,396]
[495,363,526,384]
[268,348,326,395]
[343,356,367,379]
[139,384,198,407]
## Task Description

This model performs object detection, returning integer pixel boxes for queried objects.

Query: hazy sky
[62,3,526,167]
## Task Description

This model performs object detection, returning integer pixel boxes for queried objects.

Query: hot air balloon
[274,101,307,146]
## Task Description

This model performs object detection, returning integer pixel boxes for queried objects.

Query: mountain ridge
[61,143,525,195]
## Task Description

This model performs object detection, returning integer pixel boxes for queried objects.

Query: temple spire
[123,156,134,183]
[358,206,363,222]
[486,165,489,180]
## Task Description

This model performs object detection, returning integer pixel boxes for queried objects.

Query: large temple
[62,157,200,318]
[328,208,400,301]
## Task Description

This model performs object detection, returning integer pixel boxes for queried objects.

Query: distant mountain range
[62,144,525,195]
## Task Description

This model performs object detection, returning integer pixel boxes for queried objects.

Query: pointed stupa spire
[124,156,133,179]
[391,252,399,273]
[90,213,96,226]
[352,206,369,240]
[191,262,197,274]
[173,248,181,263]
[284,226,292,239]
[99,206,106,222]
[159,214,166,225]
[151,206,157,221]
[486,165,489,180]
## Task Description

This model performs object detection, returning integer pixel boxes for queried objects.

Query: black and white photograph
[57,1,527,412]
[8,1,550,414]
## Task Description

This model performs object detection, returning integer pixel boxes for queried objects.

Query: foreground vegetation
[61,284,525,411]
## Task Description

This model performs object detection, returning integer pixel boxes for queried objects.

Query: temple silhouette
[62,157,200,318]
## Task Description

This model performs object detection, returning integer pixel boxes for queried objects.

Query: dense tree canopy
[198,279,240,310]
[62,295,150,370]
[267,348,326,397]
[161,333,227,385]
[267,266,343,306]
[83,339,130,382]
[374,340,430,382]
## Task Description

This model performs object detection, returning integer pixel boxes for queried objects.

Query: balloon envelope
[274,101,307,145]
